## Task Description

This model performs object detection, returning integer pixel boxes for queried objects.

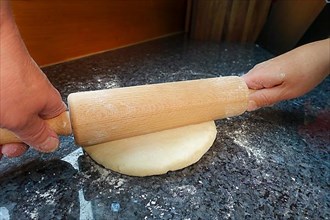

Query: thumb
[15,116,59,152]
[247,86,285,111]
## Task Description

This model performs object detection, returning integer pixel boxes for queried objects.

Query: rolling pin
[0,76,250,146]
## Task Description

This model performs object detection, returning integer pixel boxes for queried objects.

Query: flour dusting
[170,185,197,196]
[227,122,266,163]
[85,156,127,192]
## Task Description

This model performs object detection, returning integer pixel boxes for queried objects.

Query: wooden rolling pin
[0,76,249,146]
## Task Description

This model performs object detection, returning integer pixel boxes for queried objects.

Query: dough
[83,121,217,176]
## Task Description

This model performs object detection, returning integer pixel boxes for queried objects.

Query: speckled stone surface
[0,35,329,219]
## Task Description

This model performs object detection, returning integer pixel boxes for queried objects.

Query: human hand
[0,0,66,159]
[242,39,330,111]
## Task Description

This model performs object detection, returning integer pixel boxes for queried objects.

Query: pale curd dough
[83,121,217,176]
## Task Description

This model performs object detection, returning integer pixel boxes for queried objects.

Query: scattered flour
[225,193,235,218]
[227,122,266,163]
[37,188,57,205]
[170,185,197,197]
[27,209,38,219]
[144,195,168,218]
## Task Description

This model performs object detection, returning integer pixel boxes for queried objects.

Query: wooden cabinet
[12,0,187,66]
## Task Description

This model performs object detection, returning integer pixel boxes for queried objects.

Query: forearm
[1,0,32,79]
[0,0,11,25]
[293,38,330,78]
[279,38,329,98]
[1,0,21,49]
[1,0,66,157]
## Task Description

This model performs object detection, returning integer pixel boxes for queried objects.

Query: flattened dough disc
[83,121,217,177]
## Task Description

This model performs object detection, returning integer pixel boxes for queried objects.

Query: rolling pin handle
[0,111,72,145]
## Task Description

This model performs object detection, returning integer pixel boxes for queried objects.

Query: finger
[39,86,67,120]
[1,143,29,158]
[247,86,286,111]
[242,63,286,89]
[15,116,60,153]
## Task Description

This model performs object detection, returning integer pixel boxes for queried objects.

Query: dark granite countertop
[1,35,329,219]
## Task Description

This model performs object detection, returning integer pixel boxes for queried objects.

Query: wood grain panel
[191,0,229,41]
[189,0,271,43]
[11,0,187,66]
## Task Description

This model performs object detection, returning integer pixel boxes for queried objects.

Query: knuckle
[20,121,47,143]
[1,114,29,131]
[253,60,270,70]
[259,92,274,107]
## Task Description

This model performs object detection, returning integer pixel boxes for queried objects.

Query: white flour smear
[227,122,266,163]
